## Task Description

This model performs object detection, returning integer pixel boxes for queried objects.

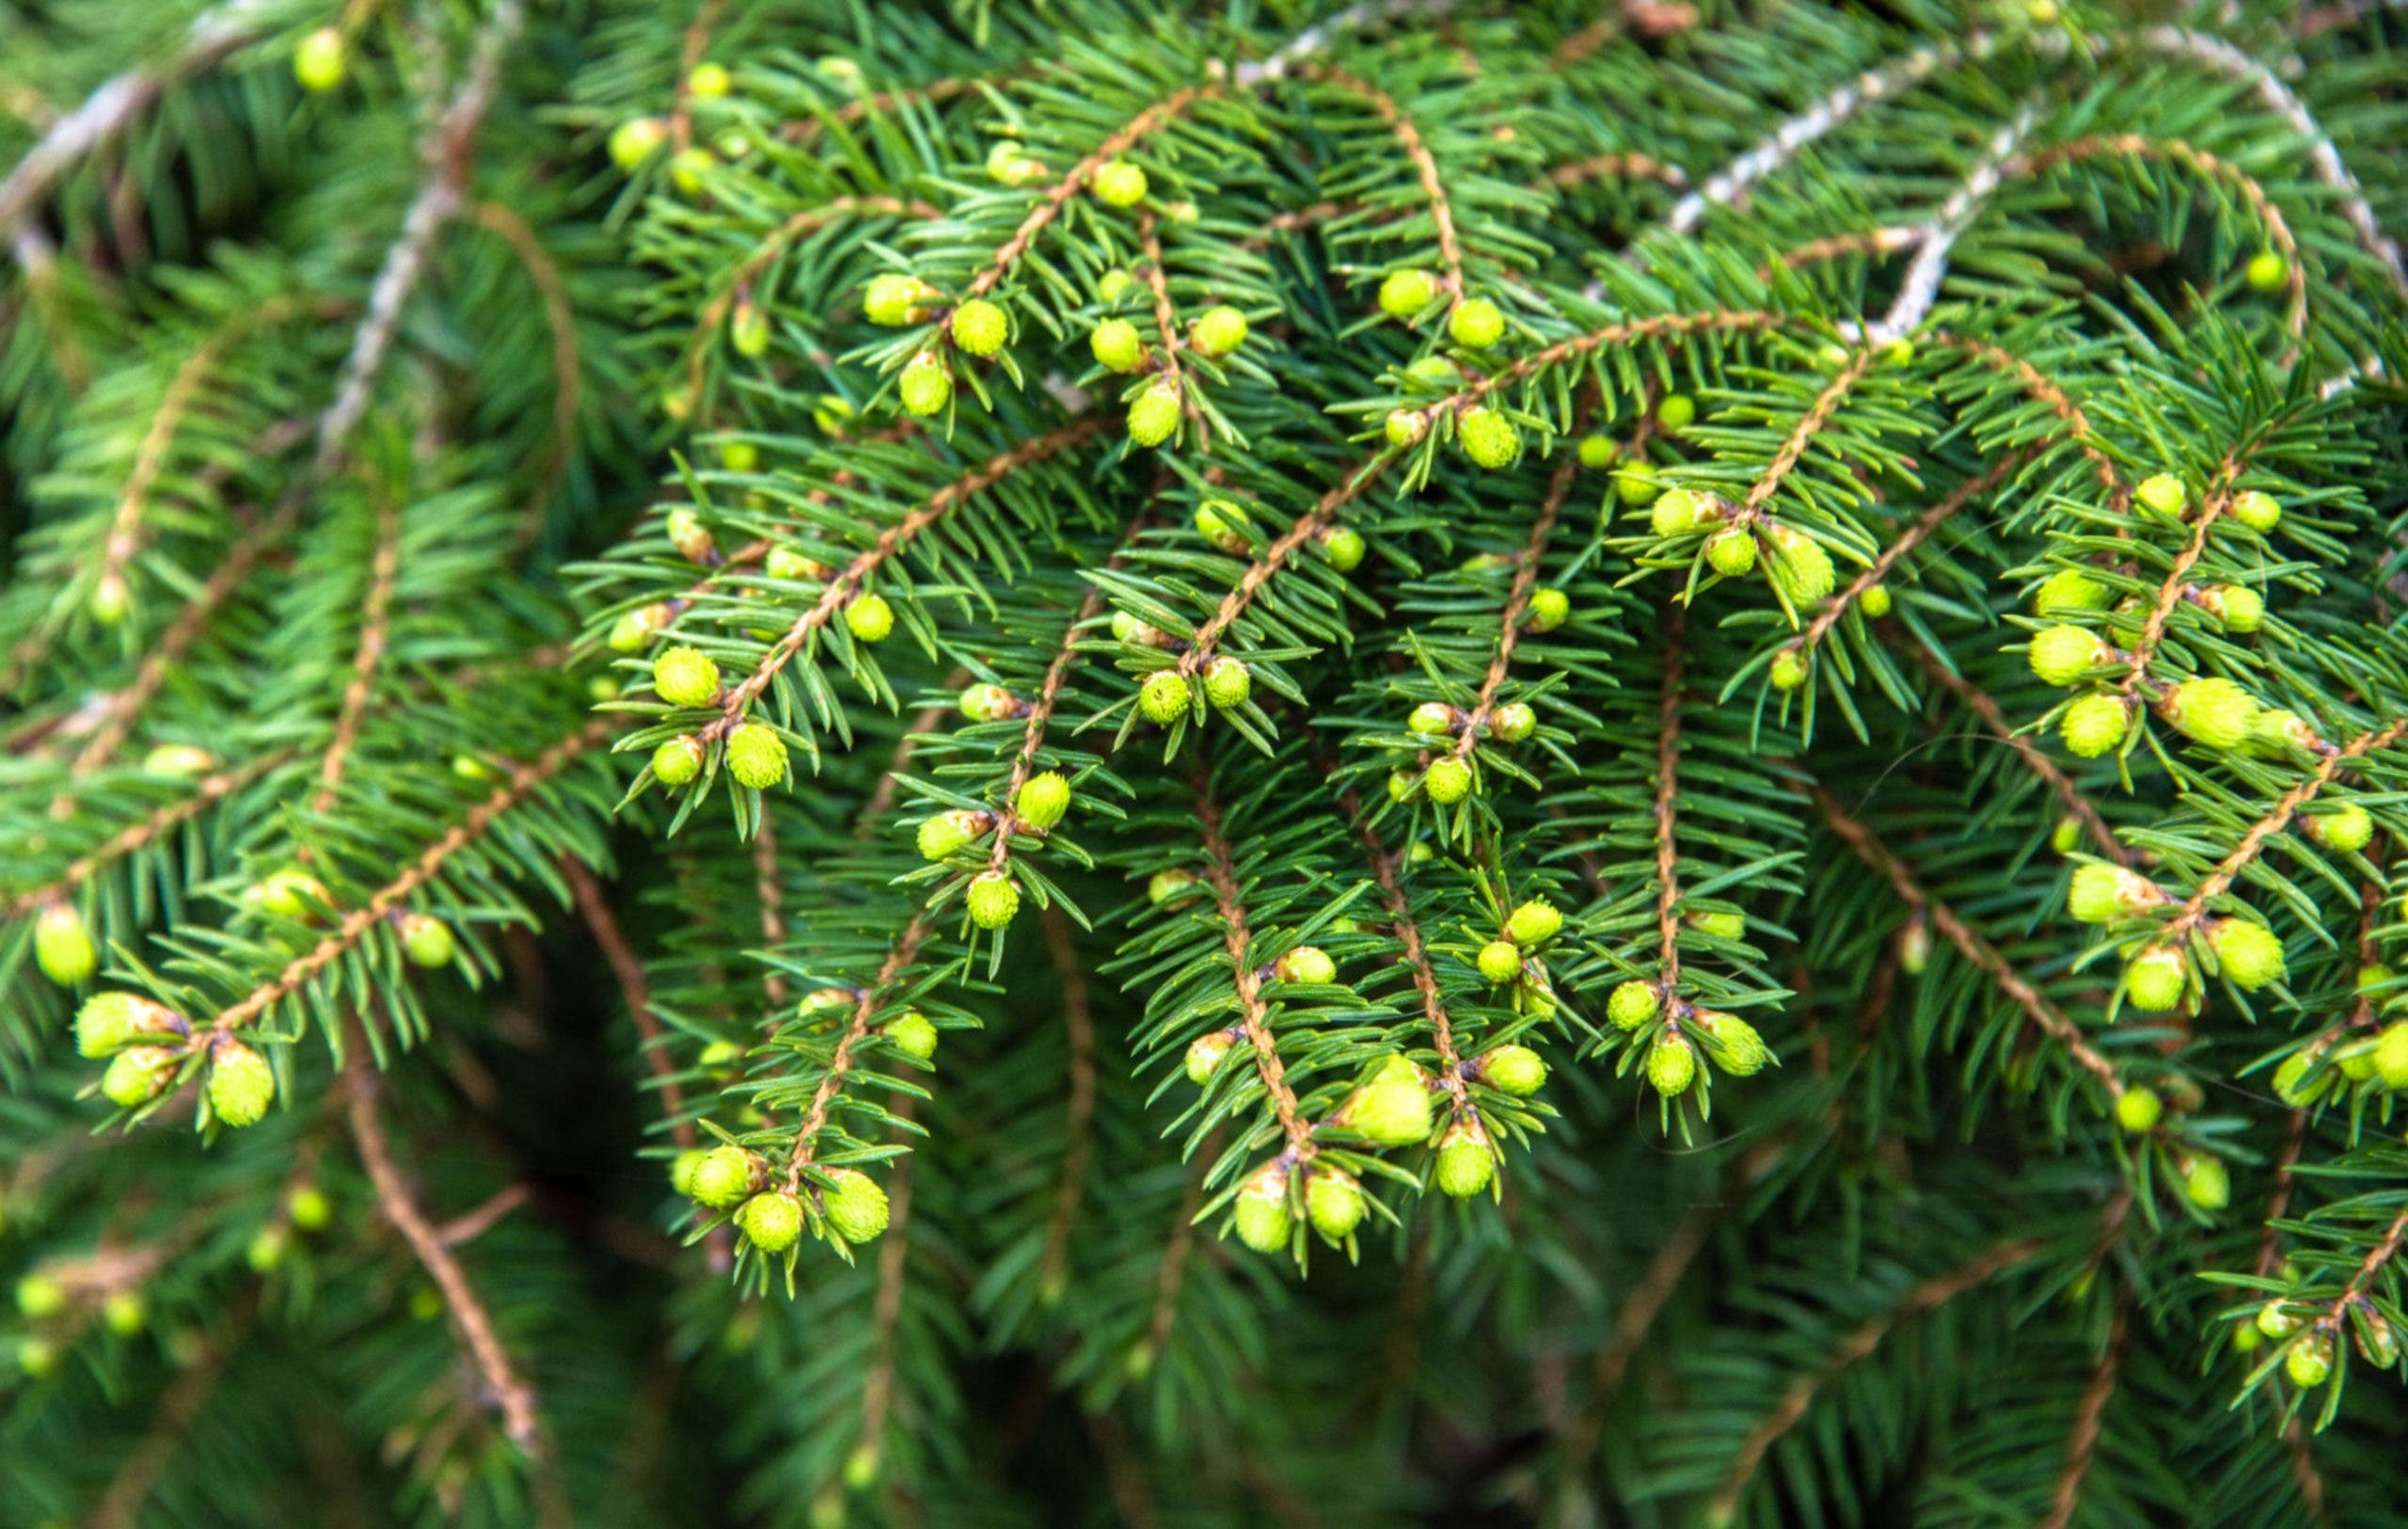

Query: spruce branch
[469,202,583,540]
[1929,331,2128,508]
[309,487,402,813]
[1192,763,1315,1156]
[1855,98,2036,347]
[562,856,695,1152]
[2038,1300,2128,1529]
[1795,455,2023,661]
[4,750,297,917]
[679,197,938,399]
[778,912,935,1182]
[1900,636,2127,864]
[1038,905,1098,1293]
[1704,1235,2049,1522]
[1296,63,1466,305]
[1651,603,1688,992]
[1811,785,2127,1096]
[204,718,611,1039]
[1341,799,1467,1119]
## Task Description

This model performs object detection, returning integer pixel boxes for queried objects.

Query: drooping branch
[5,750,296,916]
[311,487,403,812]
[471,202,584,539]
[1857,99,2036,346]
[2038,1300,2128,1529]
[1811,785,2127,1095]
[1652,603,1687,991]
[1300,64,1465,305]
[781,912,934,1182]
[562,856,694,1151]
[1706,1235,2046,1521]
[1038,906,1098,1292]
[1796,455,2021,656]
[1193,763,1316,1156]
[1450,447,1584,757]
[1902,638,2125,864]
[345,1052,544,1450]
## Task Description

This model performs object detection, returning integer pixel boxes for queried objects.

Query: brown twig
[1177,454,1397,676]
[1450,447,1584,759]
[437,1184,532,1249]
[1193,762,1316,1155]
[1134,210,1204,449]
[1707,1236,2047,1521]
[311,486,403,813]
[1652,603,1687,990]
[963,85,1220,302]
[1927,331,2127,510]
[709,420,1103,739]
[1541,151,1690,192]
[65,500,305,780]
[1812,785,2125,1095]
[2156,718,2408,949]
[5,750,297,916]
[205,719,610,1038]
[1301,65,1465,304]
[2039,1299,2128,1529]
[681,197,937,398]
[665,0,728,151]
[1797,454,2021,656]
[345,1053,544,1449]
[1737,348,1874,525]
[1757,225,1923,279]
[1342,796,1470,1118]
[782,913,933,1185]
[2115,457,2243,709]
[1903,639,2126,865]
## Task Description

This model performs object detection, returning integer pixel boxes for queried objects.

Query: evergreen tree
[6,0,2408,1522]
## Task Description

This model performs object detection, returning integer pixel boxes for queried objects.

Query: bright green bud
[16,1273,66,1319]
[75,992,180,1057]
[1140,670,1191,725]
[2115,1086,2162,1133]
[1449,299,1506,350]
[1525,588,1570,633]
[1858,583,1893,617]
[608,603,668,652]
[1490,702,1535,742]
[2164,677,2259,751]
[1649,487,1710,538]
[959,683,1017,722]
[2122,947,2187,1012]
[688,61,732,99]
[863,274,939,327]
[1096,268,1133,301]
[1434,1120,1497,1199]
[845,592,894,644]
[2286,1334,2334,1388]
[2258,1300,2305,1339]
[652,646,720,708]
[669,1150,706,1197]
[2273,1051,2329,1107]
[2060,693,2131,758]
[1506,899,1563,948]
[1190,305,1248,358]
[669,147,717,197]
[142,743,215,775]
[1646,1032,1697,1096]
[1578,434,1618,470]
[2035,568,2112,615]
[1477,941,1522,985]
[1459,407,1519,469]
[1092,158,1148,207]
[35,902,97,987]
[1275,946,1337,985]
[1689,1010,1768,1076]
[1148,869,1198,905]
[19,1337,60,1378]
[1656,393,1696,433]
[1127,379,1182,446]
[653,734,705,788]
[966,870,1021,931]
[103,1290,145,1336]
[1424,757,1472,804]
[1765,523,1835,605]
[399,914,456,969]
[1321,526,1366,572]
[1769,650,1809,692]
[2208,917,2285,991]
[1688,910,1746,942]
[2372,1022,2408,1090]
[1705,528,1757,576]
[1608,980,1659,1031]
[1378,268,1437,318]
[2184,1155,2230,1209]
[736,1190,804,1253]
[2134,473,2188,518]
[2229,489,2281,533]
[1340,1078,1434,1146]
[1386,408,1430,448]
[1479,1044,1547,1096]
[103,1045,179,1109]
[2244,251,2288,292]
[293,27,346,93]
[205,1041,275,1127]
[1016,771,1071,830]
[2069,862,2162,924]
[1090,317,1146,373]
[1409,702,1456,737]
[1185,1031,1236,1084]
[2052,818,2083,855]
[1196,499,1252,553]
[950,299,1009,358]
[1233,1162,1291,1253]
[2027,625,2106,687]
[609,116,666,171]
[1305,1169,1366,1243]
[247,868,330,922]
[2305,804,2374,854]
[689,1146,754,1208]
[898,351,953,416]
[2199,583,2264,632]
[725,724,788,789]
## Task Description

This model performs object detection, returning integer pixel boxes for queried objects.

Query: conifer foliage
[7,0,2408,1521]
